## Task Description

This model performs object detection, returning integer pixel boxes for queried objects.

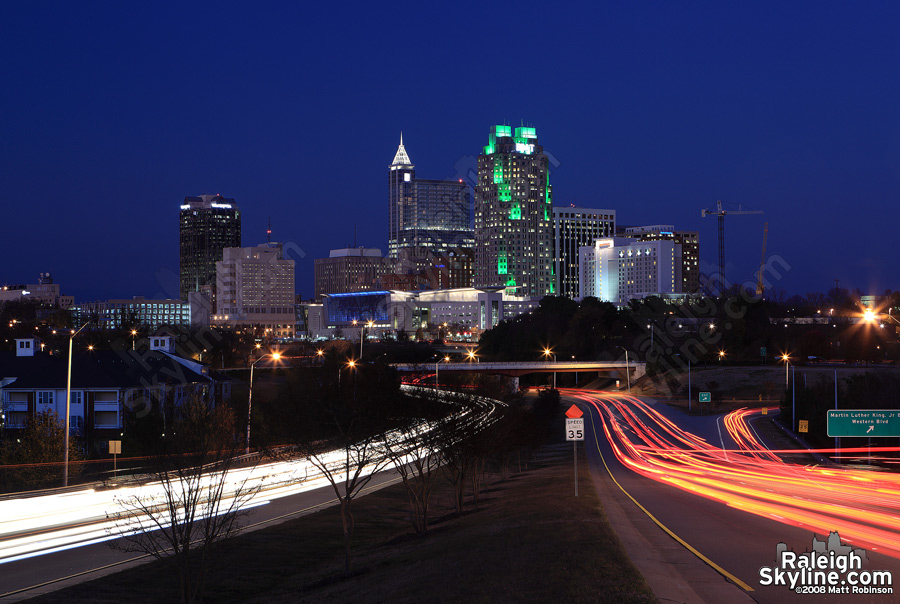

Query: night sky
[3,2,900,303]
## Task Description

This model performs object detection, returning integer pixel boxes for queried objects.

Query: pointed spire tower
[392,132,413,167]
[388,132,416,257]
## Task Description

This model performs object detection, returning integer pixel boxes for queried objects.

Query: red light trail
[573,390,900,560]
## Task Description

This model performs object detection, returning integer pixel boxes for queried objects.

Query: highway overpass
[391,360,645,380]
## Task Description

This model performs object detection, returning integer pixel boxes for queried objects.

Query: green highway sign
[760,347,767,357]
[827,410,900,437]
[699,392,711,403]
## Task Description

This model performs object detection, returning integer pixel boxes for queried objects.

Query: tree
[109,397,259,604]
[287,360,402,572]
[382,392,447,534]
[0,409,82,491]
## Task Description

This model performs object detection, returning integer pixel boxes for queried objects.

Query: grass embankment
[27,444,656,603]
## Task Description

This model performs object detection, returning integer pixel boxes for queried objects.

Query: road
[572,390,900,604]
[0,390,502,601]
[0,463,406,602]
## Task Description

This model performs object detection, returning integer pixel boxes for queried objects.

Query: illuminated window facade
[474,125,554,299]
[215,244,296,338]
[621,225,700,294]
[552,207,616,299]
[179,195,241,300]
[70,298,191,330]
[388,135,473,258]
[579,237,683,306]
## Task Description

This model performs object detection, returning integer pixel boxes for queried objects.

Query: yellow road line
[585,402,754,592]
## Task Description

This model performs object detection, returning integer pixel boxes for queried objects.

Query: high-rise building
[388,135,473,259]
[474,125,554,298]
[179,195,241,300]
[579,237,682,306]
[313,247,393,301]
[215,243,296,338]
[553,207,616,299]
[620,225,700,294]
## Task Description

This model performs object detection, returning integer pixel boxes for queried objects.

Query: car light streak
[574,390,900,559]
[0,389,502,565]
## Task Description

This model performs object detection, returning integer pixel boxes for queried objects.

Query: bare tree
[108,397,260,604]
[382,410,444,535]
[290,360,402,573]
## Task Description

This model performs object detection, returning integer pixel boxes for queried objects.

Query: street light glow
[864,308,875,322]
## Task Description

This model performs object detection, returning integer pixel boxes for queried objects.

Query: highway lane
[0,388,503,600]
[573,390,900,604]
[0,467,404,601]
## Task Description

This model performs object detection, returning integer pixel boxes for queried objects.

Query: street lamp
[467,349,478,363]
[246,351,281,455]
[675,353,692,412]
[718,350,726,362]
[542,347,557,389]
[64,322,90,487]
[781,354,790,388]
[435,355,449,391]
[616,346,631,394]
[130,329,137,351]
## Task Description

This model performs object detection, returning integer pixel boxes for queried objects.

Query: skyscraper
[474,125,554,298]
[179,195,241,300]
[553,206,616,299]
[388,135,472,259]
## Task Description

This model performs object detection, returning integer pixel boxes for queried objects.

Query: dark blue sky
[3,2,899,303]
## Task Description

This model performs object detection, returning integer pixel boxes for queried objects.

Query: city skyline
[4,3,900,302]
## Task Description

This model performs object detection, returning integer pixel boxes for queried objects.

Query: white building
[215,243,296,338]
[579,237,682,306]
[312,287,539,340]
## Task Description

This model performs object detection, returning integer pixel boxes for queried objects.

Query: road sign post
[109,440,122,479]
[565,405,584,496]
[827,410,900,437]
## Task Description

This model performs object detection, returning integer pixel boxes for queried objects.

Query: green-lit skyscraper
[474,125,554,298]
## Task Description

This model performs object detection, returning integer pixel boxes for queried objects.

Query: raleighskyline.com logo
[759,532,893,595]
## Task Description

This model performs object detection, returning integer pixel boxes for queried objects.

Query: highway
[574,390,900,604]
[0,390,502,601]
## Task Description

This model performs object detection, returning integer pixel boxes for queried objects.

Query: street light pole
[543,348,556,389]
[435,355,449,391]
[792,365,796,433]
[835,368,840,464]
[617,346,631,394]
[64,322,90,487]
[247,352,280,455]
[688,359,691,412]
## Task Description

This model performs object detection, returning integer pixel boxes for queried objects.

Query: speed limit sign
[566,418,584,441]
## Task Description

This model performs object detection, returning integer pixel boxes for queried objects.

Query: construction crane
[756,222,768,297]
[700,200,763,295]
